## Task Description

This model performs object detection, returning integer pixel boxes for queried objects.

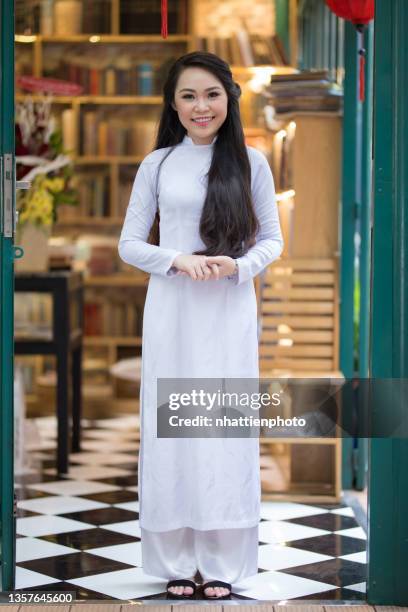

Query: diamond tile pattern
[15,416,367,601]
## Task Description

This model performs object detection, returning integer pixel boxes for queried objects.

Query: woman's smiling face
[172,67,228,145]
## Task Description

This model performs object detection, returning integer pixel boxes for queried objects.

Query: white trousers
[141,525,259,585]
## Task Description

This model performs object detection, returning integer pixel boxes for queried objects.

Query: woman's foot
[167,576,196,597]
[202,580,231,599]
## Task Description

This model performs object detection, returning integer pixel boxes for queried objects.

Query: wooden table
[14,271,84,475]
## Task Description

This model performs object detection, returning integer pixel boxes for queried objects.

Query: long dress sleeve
[118,160,183,276]
[235,150,284,285]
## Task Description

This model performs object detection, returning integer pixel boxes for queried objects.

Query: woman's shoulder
[246,145,269,167]
[140,146,174,167]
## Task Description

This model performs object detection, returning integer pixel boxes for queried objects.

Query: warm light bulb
[279,339,293,347]
[276,189,295,202]
[15,35,37,43]
[276,129,287,140]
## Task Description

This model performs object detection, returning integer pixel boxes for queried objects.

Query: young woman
[118,51,283,600]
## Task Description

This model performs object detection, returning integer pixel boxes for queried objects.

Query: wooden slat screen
[259,258,339,373]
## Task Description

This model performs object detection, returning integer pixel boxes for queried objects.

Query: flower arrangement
[15,96,78,228]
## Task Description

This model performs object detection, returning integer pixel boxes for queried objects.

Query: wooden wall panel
[291,115,342,258]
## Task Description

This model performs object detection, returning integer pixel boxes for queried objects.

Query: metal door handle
[16,180,31,190]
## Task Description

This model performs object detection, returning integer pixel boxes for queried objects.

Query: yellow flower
[47,177,65,193]
[18,185,54,226]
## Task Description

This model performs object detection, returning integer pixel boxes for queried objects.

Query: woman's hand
[172,254,220,281]
[205,256,237,279]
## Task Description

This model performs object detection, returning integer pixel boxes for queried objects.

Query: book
[105,67,116,96]
[272,35,289,65]
[129,119,158,156]
[270,70,330,83]
[218,37,230,63]
[234,29,254,67]
[206,37,217,54]
[83,111,97,155]
[229,35,243,66]
[264,70,343,114]
[97,121,108,156]
[62,108,76,154]
[75,169,109,217]
[250,34,274,65]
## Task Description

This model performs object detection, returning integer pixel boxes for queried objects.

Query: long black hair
[149,51,259,258]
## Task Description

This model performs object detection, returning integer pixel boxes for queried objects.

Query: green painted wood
[297,0,343,76]
[359,22,373,379]
[340,21,359,489]
[0,0,16,592]
[340,20,358,380]
[275,0,290,62]
[354,22,374,492]
[368,0,408,604]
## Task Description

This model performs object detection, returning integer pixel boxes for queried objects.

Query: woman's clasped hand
[172,254,236,281]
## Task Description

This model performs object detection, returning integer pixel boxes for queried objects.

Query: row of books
[265,70,343,114]
[81,112,157,157]
[120,0,189,35]
[15,294,141,349]
[14,294,52,340]
[76,170,110,217]
[56,177,109,221]
[118,168,135,217]
[16,0,188,36]
[196,32,288,67]
[84,300,142,336]
[53,54,177,96]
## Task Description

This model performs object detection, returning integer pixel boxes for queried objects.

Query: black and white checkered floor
[14,416,367,602]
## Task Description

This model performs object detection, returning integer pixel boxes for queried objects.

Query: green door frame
[367,0,408,604]
[275,0,290,62]
[340,21,359,489]
[354,21,374,491]
[0,0,16,592]
[340,20,374,492]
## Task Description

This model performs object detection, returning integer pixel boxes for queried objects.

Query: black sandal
[202,580,232,599]
[166,579,197,599]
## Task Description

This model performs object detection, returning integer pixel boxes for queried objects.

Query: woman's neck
[184,133,218,146]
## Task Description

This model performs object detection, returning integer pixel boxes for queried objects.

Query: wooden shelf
[84,274,148,287]
[262,491,338,503]
[75,156,144,165]
[260,437,338,445]
[84,336,142,347]
[15,94,163,105]
[55,217,123,226]
[15,34,192,43]
[232,65,298,76]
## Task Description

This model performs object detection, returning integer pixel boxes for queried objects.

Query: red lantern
[325,0,375,102]
[325,0,374,24]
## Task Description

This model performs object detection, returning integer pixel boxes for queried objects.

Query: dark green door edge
[368,0,408,604]
[0,0,16,592]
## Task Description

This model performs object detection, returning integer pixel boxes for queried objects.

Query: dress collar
[181,133,218,147]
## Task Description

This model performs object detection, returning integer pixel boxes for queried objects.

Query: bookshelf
[15,0,193,411]
[14,0,296,415]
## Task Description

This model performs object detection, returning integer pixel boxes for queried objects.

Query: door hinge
[13,492,18,518]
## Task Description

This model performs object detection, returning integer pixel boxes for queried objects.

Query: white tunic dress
[118,134,283,533]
